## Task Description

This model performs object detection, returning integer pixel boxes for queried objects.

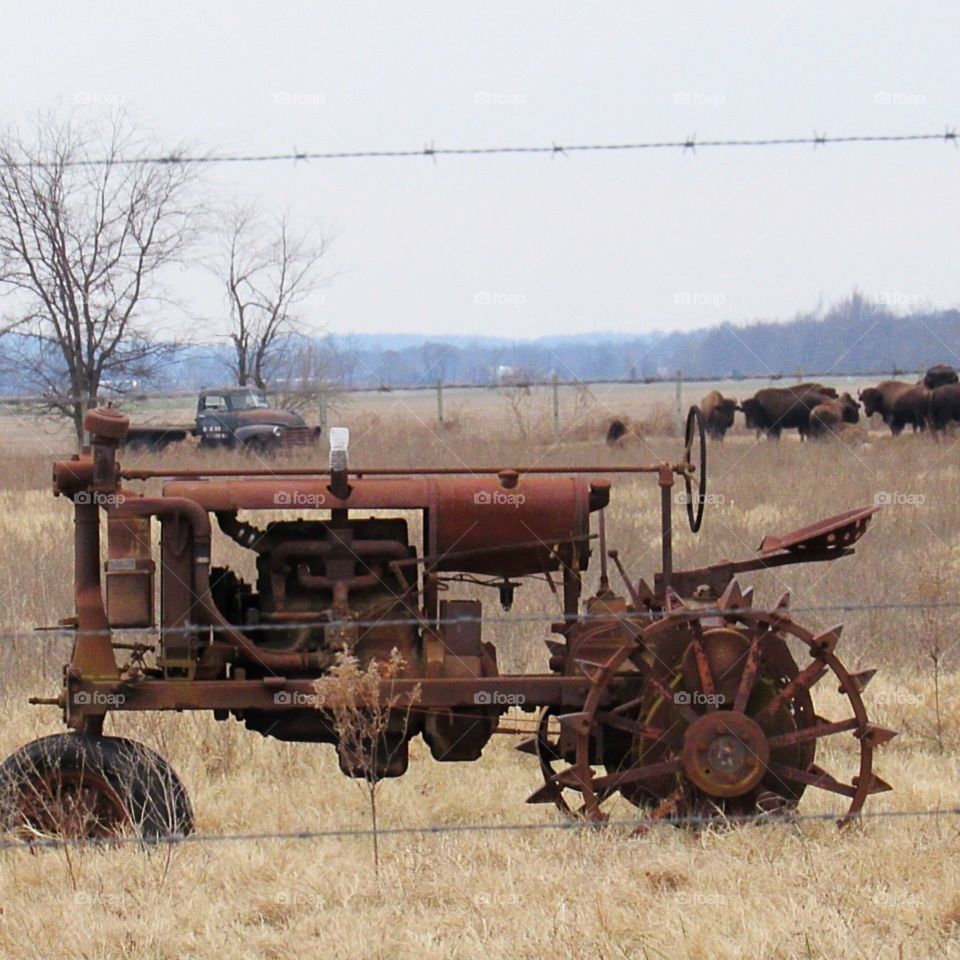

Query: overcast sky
[2,2,958,340]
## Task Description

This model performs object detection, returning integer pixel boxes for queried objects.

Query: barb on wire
[1,130,956,170]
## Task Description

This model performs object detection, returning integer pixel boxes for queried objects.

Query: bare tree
[0,113,198,442]
[270,335,355,414]
[211,204,331,389]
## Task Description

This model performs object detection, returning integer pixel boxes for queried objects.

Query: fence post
[318,393,328,434]
[436,379,444,428]
[674,370,683,435]
[552,372,561,444]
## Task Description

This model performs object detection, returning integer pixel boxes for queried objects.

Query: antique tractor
[0,406,894,839]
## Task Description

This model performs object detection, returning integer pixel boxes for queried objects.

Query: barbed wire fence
[3,805,960,854]
[0,364,938,443]
[3,128,957,169]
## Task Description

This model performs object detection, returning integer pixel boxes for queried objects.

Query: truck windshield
[230,391,270,410]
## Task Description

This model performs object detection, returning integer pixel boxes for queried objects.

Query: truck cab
[196,387,318,450]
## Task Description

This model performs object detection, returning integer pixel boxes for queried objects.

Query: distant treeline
[323,295,960,388]
[3,294,956,395]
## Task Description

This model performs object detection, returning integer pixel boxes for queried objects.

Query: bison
[858,381,933,434]
[795,382,839,399]
[606,418,645,445]
[700,390,738,441]
[808,393,860,439]
[891,386,931,434]
[929,382,960,433]
[923,364,958,390]
[739,383,838,440]
[859,381,909,417]
[606,418,630,444]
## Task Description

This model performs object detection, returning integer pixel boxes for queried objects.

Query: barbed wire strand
[2,805,959,853]
[10,598,960,645]
[0,367,950,407]
[4,129,958,170]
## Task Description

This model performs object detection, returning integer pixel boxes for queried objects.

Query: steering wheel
[683,405,707,533]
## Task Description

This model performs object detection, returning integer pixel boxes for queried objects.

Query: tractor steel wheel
[531,596,894,829]
[0,734,194,841]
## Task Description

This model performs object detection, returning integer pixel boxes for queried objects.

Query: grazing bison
[795,382,839,399]
[739,383,838,439]
[808,393,860,439]
[859,381,910,417]
[858,381,914,433]
[700,390,738,441]
[859,380,932,434]
[606,418,629,444]
[929,383,960,432]
[887,385,932,435]
[923,364,958,390]
[606,418,645,445]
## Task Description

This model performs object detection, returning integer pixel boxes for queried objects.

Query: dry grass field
[0,392,957,959]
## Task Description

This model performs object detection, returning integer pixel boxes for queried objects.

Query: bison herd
[607,364,960,444]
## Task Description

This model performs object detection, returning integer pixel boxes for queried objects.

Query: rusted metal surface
[758,505,880,555]
[2,404,897,839]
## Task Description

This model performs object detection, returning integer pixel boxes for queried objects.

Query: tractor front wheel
[0,734,194,842]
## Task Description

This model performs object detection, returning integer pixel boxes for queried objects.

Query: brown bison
[808,393,860,439]
[923,364,958,390]
[860,381,930,434]
[606,418,629,444]
[930,382,960,432]
[890,385,931,434]
[795,382,839,399]
[739,383,838,439]
[605,418,645,445]
[700,390,738,441]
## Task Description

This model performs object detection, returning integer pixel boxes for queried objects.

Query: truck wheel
[0,734,194,841]
[244,436,278,455]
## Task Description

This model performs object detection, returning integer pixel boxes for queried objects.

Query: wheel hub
[681,712,769,798]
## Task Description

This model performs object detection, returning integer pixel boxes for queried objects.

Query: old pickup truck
[123,386,321,452]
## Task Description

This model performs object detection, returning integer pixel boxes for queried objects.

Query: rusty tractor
[0,406,894,839]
